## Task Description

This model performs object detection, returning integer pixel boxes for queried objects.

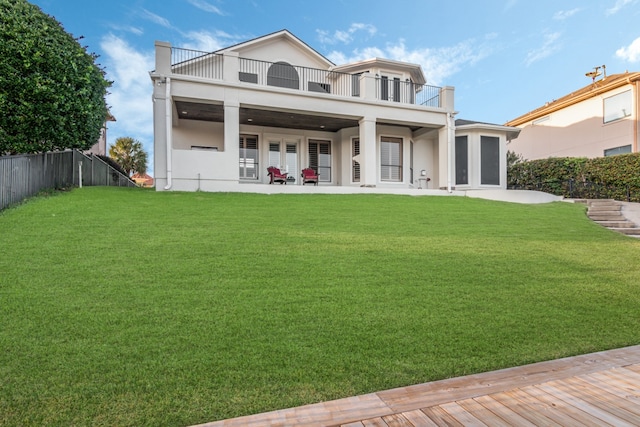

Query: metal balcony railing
[375,78,441,107]
[169,47,442,107]
[171,48,223,80]
[239,58,357,97]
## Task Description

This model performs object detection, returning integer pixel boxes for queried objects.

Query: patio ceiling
[175,101,360,132]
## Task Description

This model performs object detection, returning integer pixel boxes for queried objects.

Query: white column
[224,102,240,181]
[359,117,377,186]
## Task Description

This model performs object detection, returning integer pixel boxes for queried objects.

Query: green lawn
[1,187,639,426]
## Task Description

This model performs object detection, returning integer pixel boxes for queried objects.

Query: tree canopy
[109,137,148,177]
[0,0,111,155]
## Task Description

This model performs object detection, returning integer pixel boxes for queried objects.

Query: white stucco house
[506,71,640,160]
[151,30,518,192]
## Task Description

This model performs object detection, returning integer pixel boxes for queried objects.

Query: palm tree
[108,137,148,177]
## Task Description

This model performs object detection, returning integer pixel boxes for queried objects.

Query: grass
[1,187,639,426]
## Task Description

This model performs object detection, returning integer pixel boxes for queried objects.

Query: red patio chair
[301,168,319,186]
[267,166,288,184]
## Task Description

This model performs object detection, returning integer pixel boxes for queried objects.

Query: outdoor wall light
[420,169,426,176]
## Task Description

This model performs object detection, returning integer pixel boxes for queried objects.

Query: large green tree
[0,0,111,154]
[109,137,148,177]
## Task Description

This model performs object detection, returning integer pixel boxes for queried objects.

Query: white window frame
[380,136,403,182]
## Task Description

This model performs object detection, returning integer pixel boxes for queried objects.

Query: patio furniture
[267,166,288,184]
[301,168,319,185]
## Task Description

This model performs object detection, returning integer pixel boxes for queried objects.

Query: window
[380,75,401,102]
[604,90,632,123]
[481,136,500,185]
[352,138,360,182]
[239,135,258,179]
[351,73,362,97]
[239,72,258,83]
[380,137,402,181]
[455,136,468,185]
[308,82,331,93]
[308,140,331,182]
[268,142,280,167]
[604,145,632,156]
[267,62,299,89]
[410,141,414,184]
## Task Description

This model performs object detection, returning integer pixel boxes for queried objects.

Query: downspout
[447,112,455,193]
[164,77,173,190]
[635,79,639,153]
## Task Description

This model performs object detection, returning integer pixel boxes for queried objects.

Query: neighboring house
[151,30,517,191]
[505,71,640,160]
[86,111,116,156]
[131,173,154,187]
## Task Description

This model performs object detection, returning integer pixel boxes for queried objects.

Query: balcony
[169,47,443,108]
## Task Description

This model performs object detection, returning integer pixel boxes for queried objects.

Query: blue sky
[30,0,640,176]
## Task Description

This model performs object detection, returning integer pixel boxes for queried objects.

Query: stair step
[594,220,637,228]
[588,205,622,212]
[588,214,627,221]
[611,228,640,235]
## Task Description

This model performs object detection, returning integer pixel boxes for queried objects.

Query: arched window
[267,62,299,89]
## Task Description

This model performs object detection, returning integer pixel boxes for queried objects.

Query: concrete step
[611,228,640,236]
[588,205,621,212]
[588,214,627,221]
[594,220,637,228]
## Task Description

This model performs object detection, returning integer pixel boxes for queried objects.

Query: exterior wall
[231,38,330,70]
[173,120,224,150]
[509,85,637,160]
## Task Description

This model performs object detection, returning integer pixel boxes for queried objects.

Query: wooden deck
[194,345,640,426]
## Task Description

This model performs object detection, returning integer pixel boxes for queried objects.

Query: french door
[268,138,299,184]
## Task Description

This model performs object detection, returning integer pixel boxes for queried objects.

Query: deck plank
[561,376,640,423]
[456,398,513,427]
[473,395,537,426]
[490,389,563,426]
[578,372,640,403]
[522,384,617,426]
[398,409,439,426]
[380,413,415,427]
[420,406,464,426]
[438,401,488,426]
[537,381,636,426]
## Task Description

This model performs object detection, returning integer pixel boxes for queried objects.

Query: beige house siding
[506,73,640,160]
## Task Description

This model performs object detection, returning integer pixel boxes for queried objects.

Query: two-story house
[151,30,517,192]
[506,71,640,160]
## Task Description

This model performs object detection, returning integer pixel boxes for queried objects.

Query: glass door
[268,138,299,184]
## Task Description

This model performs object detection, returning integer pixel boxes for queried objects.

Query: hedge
[507,153,640,202]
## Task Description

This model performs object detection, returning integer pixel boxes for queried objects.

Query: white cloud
[616,36,640,62]
[140,9,173,29]
[100,34,155,173]
[553,8,581,20]
[186,0,225,15]
[606,0,636,15]
[524,31,561,66]
[180,30,245,52]
[327,38,494,86]
[317,23,377,45]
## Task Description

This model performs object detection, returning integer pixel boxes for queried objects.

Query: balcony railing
[375,78,441,107]
[171,48,223,80]
[169,47,442,108]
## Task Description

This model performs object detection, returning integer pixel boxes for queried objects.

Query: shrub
[507,153,640,201]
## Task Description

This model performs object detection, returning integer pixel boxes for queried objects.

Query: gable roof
[216,29,334,68]
[506,71,640,127]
